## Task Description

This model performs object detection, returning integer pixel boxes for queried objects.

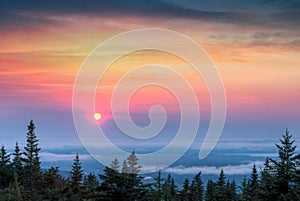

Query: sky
[0,0,300,157]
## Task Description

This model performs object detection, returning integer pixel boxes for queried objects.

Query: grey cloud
[1,0,300,32]
[163,160,264,175]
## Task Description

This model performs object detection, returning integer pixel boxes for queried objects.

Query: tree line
[0,120,299,200]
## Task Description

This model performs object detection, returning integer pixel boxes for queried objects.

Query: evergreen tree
[170,177,178,200]
[162,173,172,201]
[292,154,300,200]
[99,166,148,201]
[41,166,65,201]
[0,176,23,201]
[110,158,120,172]
[70,153,84,200]
[152,170,164,200]
[83,173,99,200]
[23,120,41,200]
[240,176,251,201]
[246,164,259,200]
[228,180,237,201]
[122,160,129,174]
[259,157,276,200]
[127,151,141,174]
[249,164,259,190]
[0,145,10,166]
[205,179,216,201]
[270,129,298,199]
[0,145,13,189]
[99,167,121,200]
[12,141,24,181]
[190,172,203,201]
[215,169,226,201]
[100,155,148,201]
[180,178,190,201]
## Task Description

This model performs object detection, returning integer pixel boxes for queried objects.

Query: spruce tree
[217,169,226,187]
[259,157,277,200]
[12,141,24,181]
[83,173,99,200]
[205,179,216,201]
[70,153,83,200]
[249,164,259,189]
[0,145,10,166]
[23,120,41,200]
[41,166,65,200]
[127,150,141,174]
[247,164,259,200]
[190,172,203,201]
[110,158,120,172]
[99,166,121,200]
[162,173,172,201]
[0,176,23,201]
[170,178,178,200]
[215,169,226,201]
[180,178,190,201]
[152,170,164,200]
[99,163,148,200]
[240,176,251,201]
[0,145,13,189]
[122,160,129,174]
[270,129,298,199]
[228,180,237,201]
[292,154,300,199]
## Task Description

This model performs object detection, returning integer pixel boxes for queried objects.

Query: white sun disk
[94,113,102,121]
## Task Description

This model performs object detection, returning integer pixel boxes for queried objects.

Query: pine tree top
[0,145,10,166]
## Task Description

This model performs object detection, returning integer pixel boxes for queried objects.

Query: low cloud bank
[40,152,92,162]
[163,161,264,175]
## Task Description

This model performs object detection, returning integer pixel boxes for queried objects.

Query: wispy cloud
[1,0,300,32]
[163,161,264,175]
[40,152,92,162]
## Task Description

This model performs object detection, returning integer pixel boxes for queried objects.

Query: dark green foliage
[227,180,237,200]
[12,141,24,182]
[162,173,174,201]
[151,170,164,200]
[0,145,14,189]
[70,153,84,200]
[190,172,203,201]
[180,178,190,201]
[83,173,99,200]
[259,157,276,200]
[239,176,249,201]
[240,164,259,201]
[41,167,65,201]
[205,179,216,201]
[99,166,148,201]
[215,169,226,200]
[269,129,300,200]
[0,176,23,201]
[0,145,10,166]
[292,154,300,199]
[170,177,178,199]
[204,170,237,201]
[249,164,259,190]
[23,120,42,200]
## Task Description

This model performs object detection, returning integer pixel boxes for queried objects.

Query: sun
[93,113,102,121]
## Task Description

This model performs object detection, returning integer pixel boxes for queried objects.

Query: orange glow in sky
[1,1,300,145]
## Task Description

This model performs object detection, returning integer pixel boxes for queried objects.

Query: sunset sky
[1,0,300,152]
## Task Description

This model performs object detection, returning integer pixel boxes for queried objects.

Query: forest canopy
[0,120,299,201]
